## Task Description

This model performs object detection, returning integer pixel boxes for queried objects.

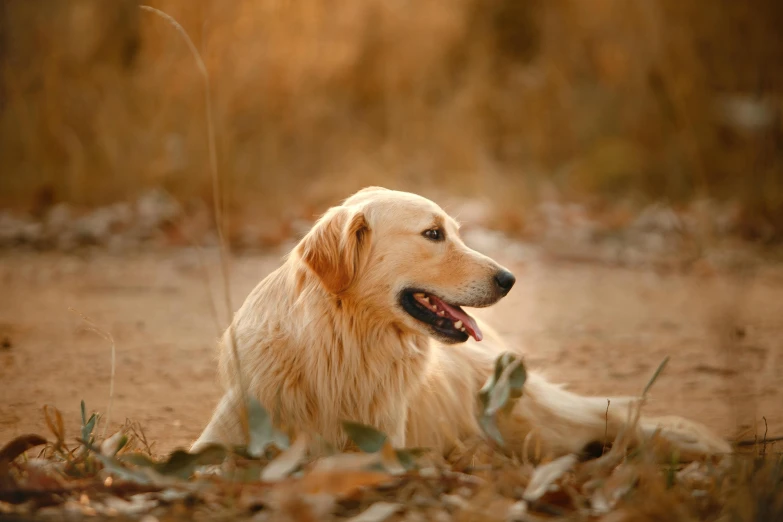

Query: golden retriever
[192,187,731,461]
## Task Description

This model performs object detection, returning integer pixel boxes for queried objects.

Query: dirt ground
[1,242,782,455]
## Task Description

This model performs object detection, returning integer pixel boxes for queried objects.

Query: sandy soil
[1,244,781,455]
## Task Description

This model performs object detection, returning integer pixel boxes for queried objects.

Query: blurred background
[1,0,783,452]
[1,0,782,249]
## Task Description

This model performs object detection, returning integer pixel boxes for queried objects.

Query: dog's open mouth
[400,290,483,342]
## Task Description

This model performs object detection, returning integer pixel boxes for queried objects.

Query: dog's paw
[641,415,732,460]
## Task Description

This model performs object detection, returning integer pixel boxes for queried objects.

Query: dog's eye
[422,228,444,242]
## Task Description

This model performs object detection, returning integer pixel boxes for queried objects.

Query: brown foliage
[1,0,782,239]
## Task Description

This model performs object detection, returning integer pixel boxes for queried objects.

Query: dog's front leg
[389,412,407,448]
[191,390,246,453]
[377,403,408,449]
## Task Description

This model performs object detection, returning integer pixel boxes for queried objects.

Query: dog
[192,187,732,461]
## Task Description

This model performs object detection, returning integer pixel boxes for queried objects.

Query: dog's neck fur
[223,256,432,445]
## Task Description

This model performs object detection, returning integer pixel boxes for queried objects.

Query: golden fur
[192,187,731,460]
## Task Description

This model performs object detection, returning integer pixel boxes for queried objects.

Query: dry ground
[1,243,782,455]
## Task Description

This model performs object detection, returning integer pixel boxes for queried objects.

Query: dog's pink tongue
[432,297,483,342]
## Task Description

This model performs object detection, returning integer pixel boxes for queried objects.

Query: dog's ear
[297,206,370,294]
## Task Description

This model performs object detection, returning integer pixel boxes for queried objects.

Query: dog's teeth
[454,320,463,329]
[437,311,445,316]
[422,296,430,303]
[414,293,425,299]
[460,327,466,333]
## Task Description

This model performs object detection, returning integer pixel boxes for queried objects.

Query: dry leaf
[310,451,381,473]
[43,405,65,449]
[100,431,126,457]
[300,469,395,498]
[262,433,310,481]
[380,440,406,475]
[522,453,577,502]
[589,463,640,515]
[100,495,158,516]
[0,434,48,465]
[347,502,402,522]
[18,458,68,490]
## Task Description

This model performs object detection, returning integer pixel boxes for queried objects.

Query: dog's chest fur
[223,266,432,447]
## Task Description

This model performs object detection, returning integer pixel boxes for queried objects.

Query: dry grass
[1,0,782,240]
[0,357,781,522]
[2,4,782,519]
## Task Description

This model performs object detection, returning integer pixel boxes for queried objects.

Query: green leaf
[82,415,98,444]
[155,446,227,479]
[486,377,511,416]
[507,358,527,391]
[83,442,154,485]
[394,447,429,470]
[313,434,338,457]
[79,399,99,444]
[121,444,227,480]
[342,421,388,453]
[479,414,505,446]
[247,398,289,458]
[483,354,527,415]
[479,352,513,407]
[477,352,528,446]
[666,449,680,489]
[121,453,158,468]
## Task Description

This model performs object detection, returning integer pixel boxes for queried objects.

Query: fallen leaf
[15,458,67,491]
[484,356,526,416]
[393,447,429,471]
[0,435,48,466]
[100,431,127,457]
[477,352,527,446]
[261,433,309,481]
[247,398,289,457]
[347,502,402,522]
[380,440,406,475]
[478,414,505,447]
[588,462,640,515]
[342,421,388,453]
[300,469,395,498]
[87,448,155,485]
[124,444,227,480]
[311,451,382,473]
[522,453,577,502]
[101,494,158,515]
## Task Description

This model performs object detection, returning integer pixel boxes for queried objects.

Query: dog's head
[295,187,515,344]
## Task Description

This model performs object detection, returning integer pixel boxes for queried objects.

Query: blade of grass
[642,355,670,398]
[140,4,248,443]
[69,308,115,440]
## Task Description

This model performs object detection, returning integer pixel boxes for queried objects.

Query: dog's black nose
[494,270,516,293]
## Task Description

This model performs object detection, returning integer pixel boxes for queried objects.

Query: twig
[126,420,155,456]
[140,5,248,442]
[736,435,783,448]
[603,399,610,455]
[68,308,115,440]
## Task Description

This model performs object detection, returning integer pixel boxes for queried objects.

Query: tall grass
[1,0,782,239]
